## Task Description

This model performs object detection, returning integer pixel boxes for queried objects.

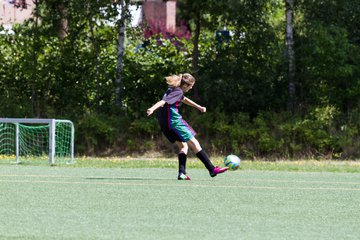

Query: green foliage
[76,112,120,155]
[196,3,284,115]
[296,23,360,109]
[1,0,360,158]
[124,29,193,117]
[129,117,158,136]
[188,106,360,159]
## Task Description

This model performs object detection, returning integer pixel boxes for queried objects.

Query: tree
[294,0,360,111]
[285,0,296,112]
[115,0,130,107]
[177,0,228,101]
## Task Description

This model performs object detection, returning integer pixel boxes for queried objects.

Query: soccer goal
[0,118,74,165]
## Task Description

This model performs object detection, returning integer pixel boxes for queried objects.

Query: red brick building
[142,0,176,33]
[0,0,177,33]
[0,0,34,25]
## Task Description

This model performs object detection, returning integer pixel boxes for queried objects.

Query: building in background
[142,0,176,33]
[0,0,34,25]
[0,0,177,33]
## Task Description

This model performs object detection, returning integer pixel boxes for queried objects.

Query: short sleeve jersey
[158,87,184,128]
[162,87,184,105]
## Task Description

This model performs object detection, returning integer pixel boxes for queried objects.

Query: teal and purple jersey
[157,87,196,143]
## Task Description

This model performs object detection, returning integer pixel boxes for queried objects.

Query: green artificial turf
[1,165,360,239]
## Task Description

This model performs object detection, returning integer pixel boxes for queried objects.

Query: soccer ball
[224,154,241,170]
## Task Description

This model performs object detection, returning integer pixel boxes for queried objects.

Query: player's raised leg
[187,137,228,177]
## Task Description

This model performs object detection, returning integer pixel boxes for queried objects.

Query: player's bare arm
[182,97,206,113]
[147,100,166,116]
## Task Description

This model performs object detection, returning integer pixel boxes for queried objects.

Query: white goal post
[0,118,74,165]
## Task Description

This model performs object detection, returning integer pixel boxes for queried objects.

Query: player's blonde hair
[165,73,196,87]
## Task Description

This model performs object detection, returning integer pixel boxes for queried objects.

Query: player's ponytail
[165,73,195,88]
[165,74,182,87]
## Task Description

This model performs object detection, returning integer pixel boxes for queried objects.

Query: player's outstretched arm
[147,100,166,116]
[182,97,206,113]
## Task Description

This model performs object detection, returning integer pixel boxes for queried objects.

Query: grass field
[1,159,360,239]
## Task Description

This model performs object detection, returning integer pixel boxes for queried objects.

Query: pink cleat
[210,166,228,177]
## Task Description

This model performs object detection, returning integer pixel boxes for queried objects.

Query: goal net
[0,118,74,165]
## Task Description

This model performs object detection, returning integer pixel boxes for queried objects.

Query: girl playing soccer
[147,73,228,180]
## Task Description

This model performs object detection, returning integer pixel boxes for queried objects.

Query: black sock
[178,153,187,174]
[196,150,215,172]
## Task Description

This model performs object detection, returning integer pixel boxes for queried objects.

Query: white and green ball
[224,154,241,170]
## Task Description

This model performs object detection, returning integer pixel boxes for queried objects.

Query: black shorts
[160,126,182,143]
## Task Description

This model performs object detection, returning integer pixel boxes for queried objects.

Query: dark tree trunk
[32,0,40,117]
[285,0,296,112]
[89,20,101,109]
[115,0,129,106]
[58,3,68,40]
[192,10,201,101]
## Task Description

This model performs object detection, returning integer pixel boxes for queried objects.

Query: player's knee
[180,146,188,154]
[188,138,202,153]
[177,142,188,154]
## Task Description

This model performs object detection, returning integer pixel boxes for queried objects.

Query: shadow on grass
[84,177,177,181]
